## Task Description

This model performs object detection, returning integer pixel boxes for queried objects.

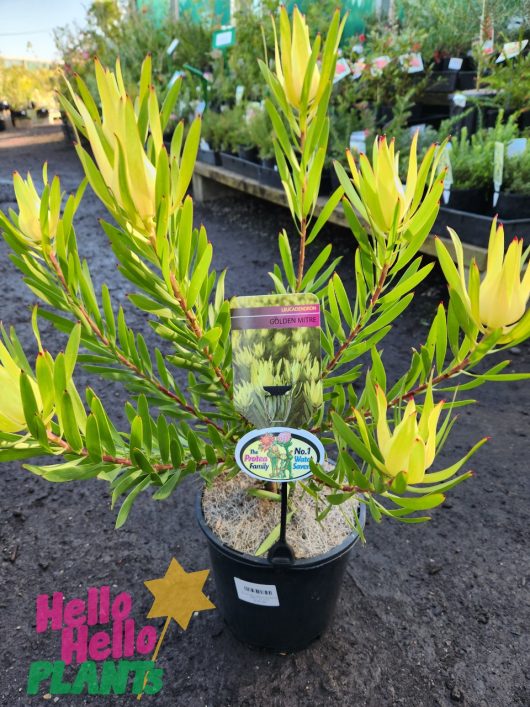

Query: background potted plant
[497,142,530,219]
[1,7,529,653]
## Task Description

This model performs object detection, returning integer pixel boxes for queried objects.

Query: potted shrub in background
[497,142,530,219]
[1,7,530,653]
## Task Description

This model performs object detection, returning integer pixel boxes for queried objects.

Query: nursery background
[1,1,530,705]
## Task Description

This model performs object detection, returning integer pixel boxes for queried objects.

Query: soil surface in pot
[202,472,355,558]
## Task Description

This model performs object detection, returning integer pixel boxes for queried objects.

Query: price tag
[493,141,504,207]
[452,93,467,108]
[448,57,463,71]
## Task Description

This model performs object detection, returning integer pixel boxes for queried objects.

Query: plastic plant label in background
[235,427,324,483]
[399,53,424,73]
[496,40,528,63]
[350,130,367,153]
[333,58,351,83]
[166,38,179,55]
[507,138,527,158]
[493,141,504,207]
[231,293,322,429]
[448,57,463,71]
[212,26,236,50]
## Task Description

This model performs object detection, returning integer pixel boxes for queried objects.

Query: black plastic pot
[457,72,477,91]
[259,164,282,189]
[197,147,220,166]
[447,187,488,215]
[425,71,458,94]
[220,153,261,181]
[237,145,259,163]
[197,493,366,652]
[496,192,530,220]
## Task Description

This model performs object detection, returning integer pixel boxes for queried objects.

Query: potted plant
[1,8,530,654]
[440,126,492,213]
[497,142,530,219]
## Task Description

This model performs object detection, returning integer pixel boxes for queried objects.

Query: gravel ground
[0,126,529,707]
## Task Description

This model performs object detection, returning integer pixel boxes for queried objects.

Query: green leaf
[175,116,201,204]
[386,492,445,510]
[306,187,343,246]
[278,230,296,289]
[153,470,181,500]
[331,413,375,466]
[60,390,84,452]
[85,414,102,462]
[255,511,294,556]
[187,242,212,308]
[115,475,151,528]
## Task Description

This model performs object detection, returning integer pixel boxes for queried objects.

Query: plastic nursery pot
[196,492,366,653]
[496,192,530,220]
[447,187,488,215]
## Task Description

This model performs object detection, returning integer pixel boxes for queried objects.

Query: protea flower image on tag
[235,427,324,483]
[231,293,322,428]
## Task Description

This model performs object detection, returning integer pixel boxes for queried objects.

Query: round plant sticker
[235,427,324,483]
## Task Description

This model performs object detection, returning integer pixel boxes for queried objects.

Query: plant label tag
[448,57,463,71]
[333,59,351,83]
[350,130,367,153]
[212,26,236,50]
[231,293,322,428]
[234,578,279,607]
[400,53,424,73]
[371,55,391,76]
[482,39,494,55]
[452,93,467,108]
[507,138,527,158]
[235,85,245,105]
[496,40,528,63]
[167,38,179,55]
[235,427,324,483]
[493,141,504,194]
[352,60,366,79]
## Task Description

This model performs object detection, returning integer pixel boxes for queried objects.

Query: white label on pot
[448,57,463,71]
[234,578,279,607]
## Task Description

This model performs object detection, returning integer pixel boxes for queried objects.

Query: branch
[169,273,232,395]
[48,251,225,433]
[322,263,390,378]
[46,430,223,473]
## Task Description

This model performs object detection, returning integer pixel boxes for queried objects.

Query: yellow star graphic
[144,558,215,630]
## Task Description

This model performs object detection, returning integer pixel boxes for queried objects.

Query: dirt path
[0,127,529,707]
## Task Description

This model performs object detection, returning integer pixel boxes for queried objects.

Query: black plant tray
[197,148,221,166]
[425,71,458,94]
[219,153,261,180]
[434,206,530,247]
[259,165,282,189]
